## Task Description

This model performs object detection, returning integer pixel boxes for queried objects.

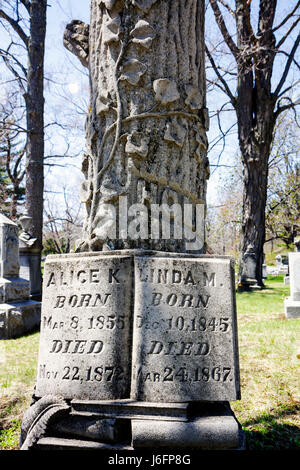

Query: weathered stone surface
[71,399,189,421]
[131,415,241,449]
[73,0,208,253]
[131,255,240,401]
[35,252,133,400]
[19,213,42,300]
[240,244,257,286]
[0,300,41,339]
[284,253,300,318]
[0,277,30,303]
[288,253,300,301]
[35,437,133,450]
[50,415,125,442]
[0,214,20,278]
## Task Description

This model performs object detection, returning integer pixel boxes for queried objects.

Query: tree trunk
[235,0,276,287]
[240,142,268,286]
[75,0,209,253]
[24,0,47,294]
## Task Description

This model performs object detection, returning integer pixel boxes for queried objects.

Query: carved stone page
[35,253,133,400]
[131,255,240,401]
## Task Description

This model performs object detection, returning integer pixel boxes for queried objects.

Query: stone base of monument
[0,299,41,339]
[284,298,300,319]
[30,400,244,450]
[20,250,244,450]
[0,214,41,339]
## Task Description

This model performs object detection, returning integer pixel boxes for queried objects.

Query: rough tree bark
[24,0,47,252]
[64,0,209,253]
[207,0,300,286]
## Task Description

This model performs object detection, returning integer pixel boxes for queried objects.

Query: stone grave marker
[19,213,42,301]
[284,253,300,319]
[20,0,244,451]
[35,252,133,400]
[0,214,41,339]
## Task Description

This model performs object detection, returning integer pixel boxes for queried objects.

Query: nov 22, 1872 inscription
[35,251,240,402]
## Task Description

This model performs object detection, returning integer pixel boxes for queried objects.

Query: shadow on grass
[0,395,27,430]
[243,402,300,450]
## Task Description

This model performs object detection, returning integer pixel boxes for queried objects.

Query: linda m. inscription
[131,256,240,402]
[35,253,133,400]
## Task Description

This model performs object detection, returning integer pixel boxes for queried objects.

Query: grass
[0,275,299,450]
[232,274,300,450]
[0,330,40,449]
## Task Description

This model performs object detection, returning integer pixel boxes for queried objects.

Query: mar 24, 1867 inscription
[35,253,133,400]
[131,256,241,402]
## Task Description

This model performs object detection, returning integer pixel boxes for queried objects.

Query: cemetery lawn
[232,275,300,450]
[0,274,299,450]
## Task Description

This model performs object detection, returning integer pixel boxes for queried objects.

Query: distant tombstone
[262,253,267,280]
[0,214,41,339]
[294,237,300,252]
[19,213,42,301]
[275,254,289,274]
[240,244,257,288]
[284,253,300,319]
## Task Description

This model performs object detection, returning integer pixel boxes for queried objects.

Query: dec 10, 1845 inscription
[35,252,240,403]
[131,255,240,402]
[35,253,133,400]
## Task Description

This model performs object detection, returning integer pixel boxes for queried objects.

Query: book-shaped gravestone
[35,252,240,403]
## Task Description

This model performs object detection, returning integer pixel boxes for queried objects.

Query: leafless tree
[206,0,300,285]
[0,0,47,291]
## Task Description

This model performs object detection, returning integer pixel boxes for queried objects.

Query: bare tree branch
[0,9,29,47]
[276,16,300,50]
[205,45,237,106]
[209,0,239,59]
[272,1,300,33]
[217,0,236,17]
[19,0,31,14]
[274,32,300,96]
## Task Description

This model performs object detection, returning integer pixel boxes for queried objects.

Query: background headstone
[284,253,300,319]
[0,214,41,339]
[19,213,42,301]
[275,254,289,274]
